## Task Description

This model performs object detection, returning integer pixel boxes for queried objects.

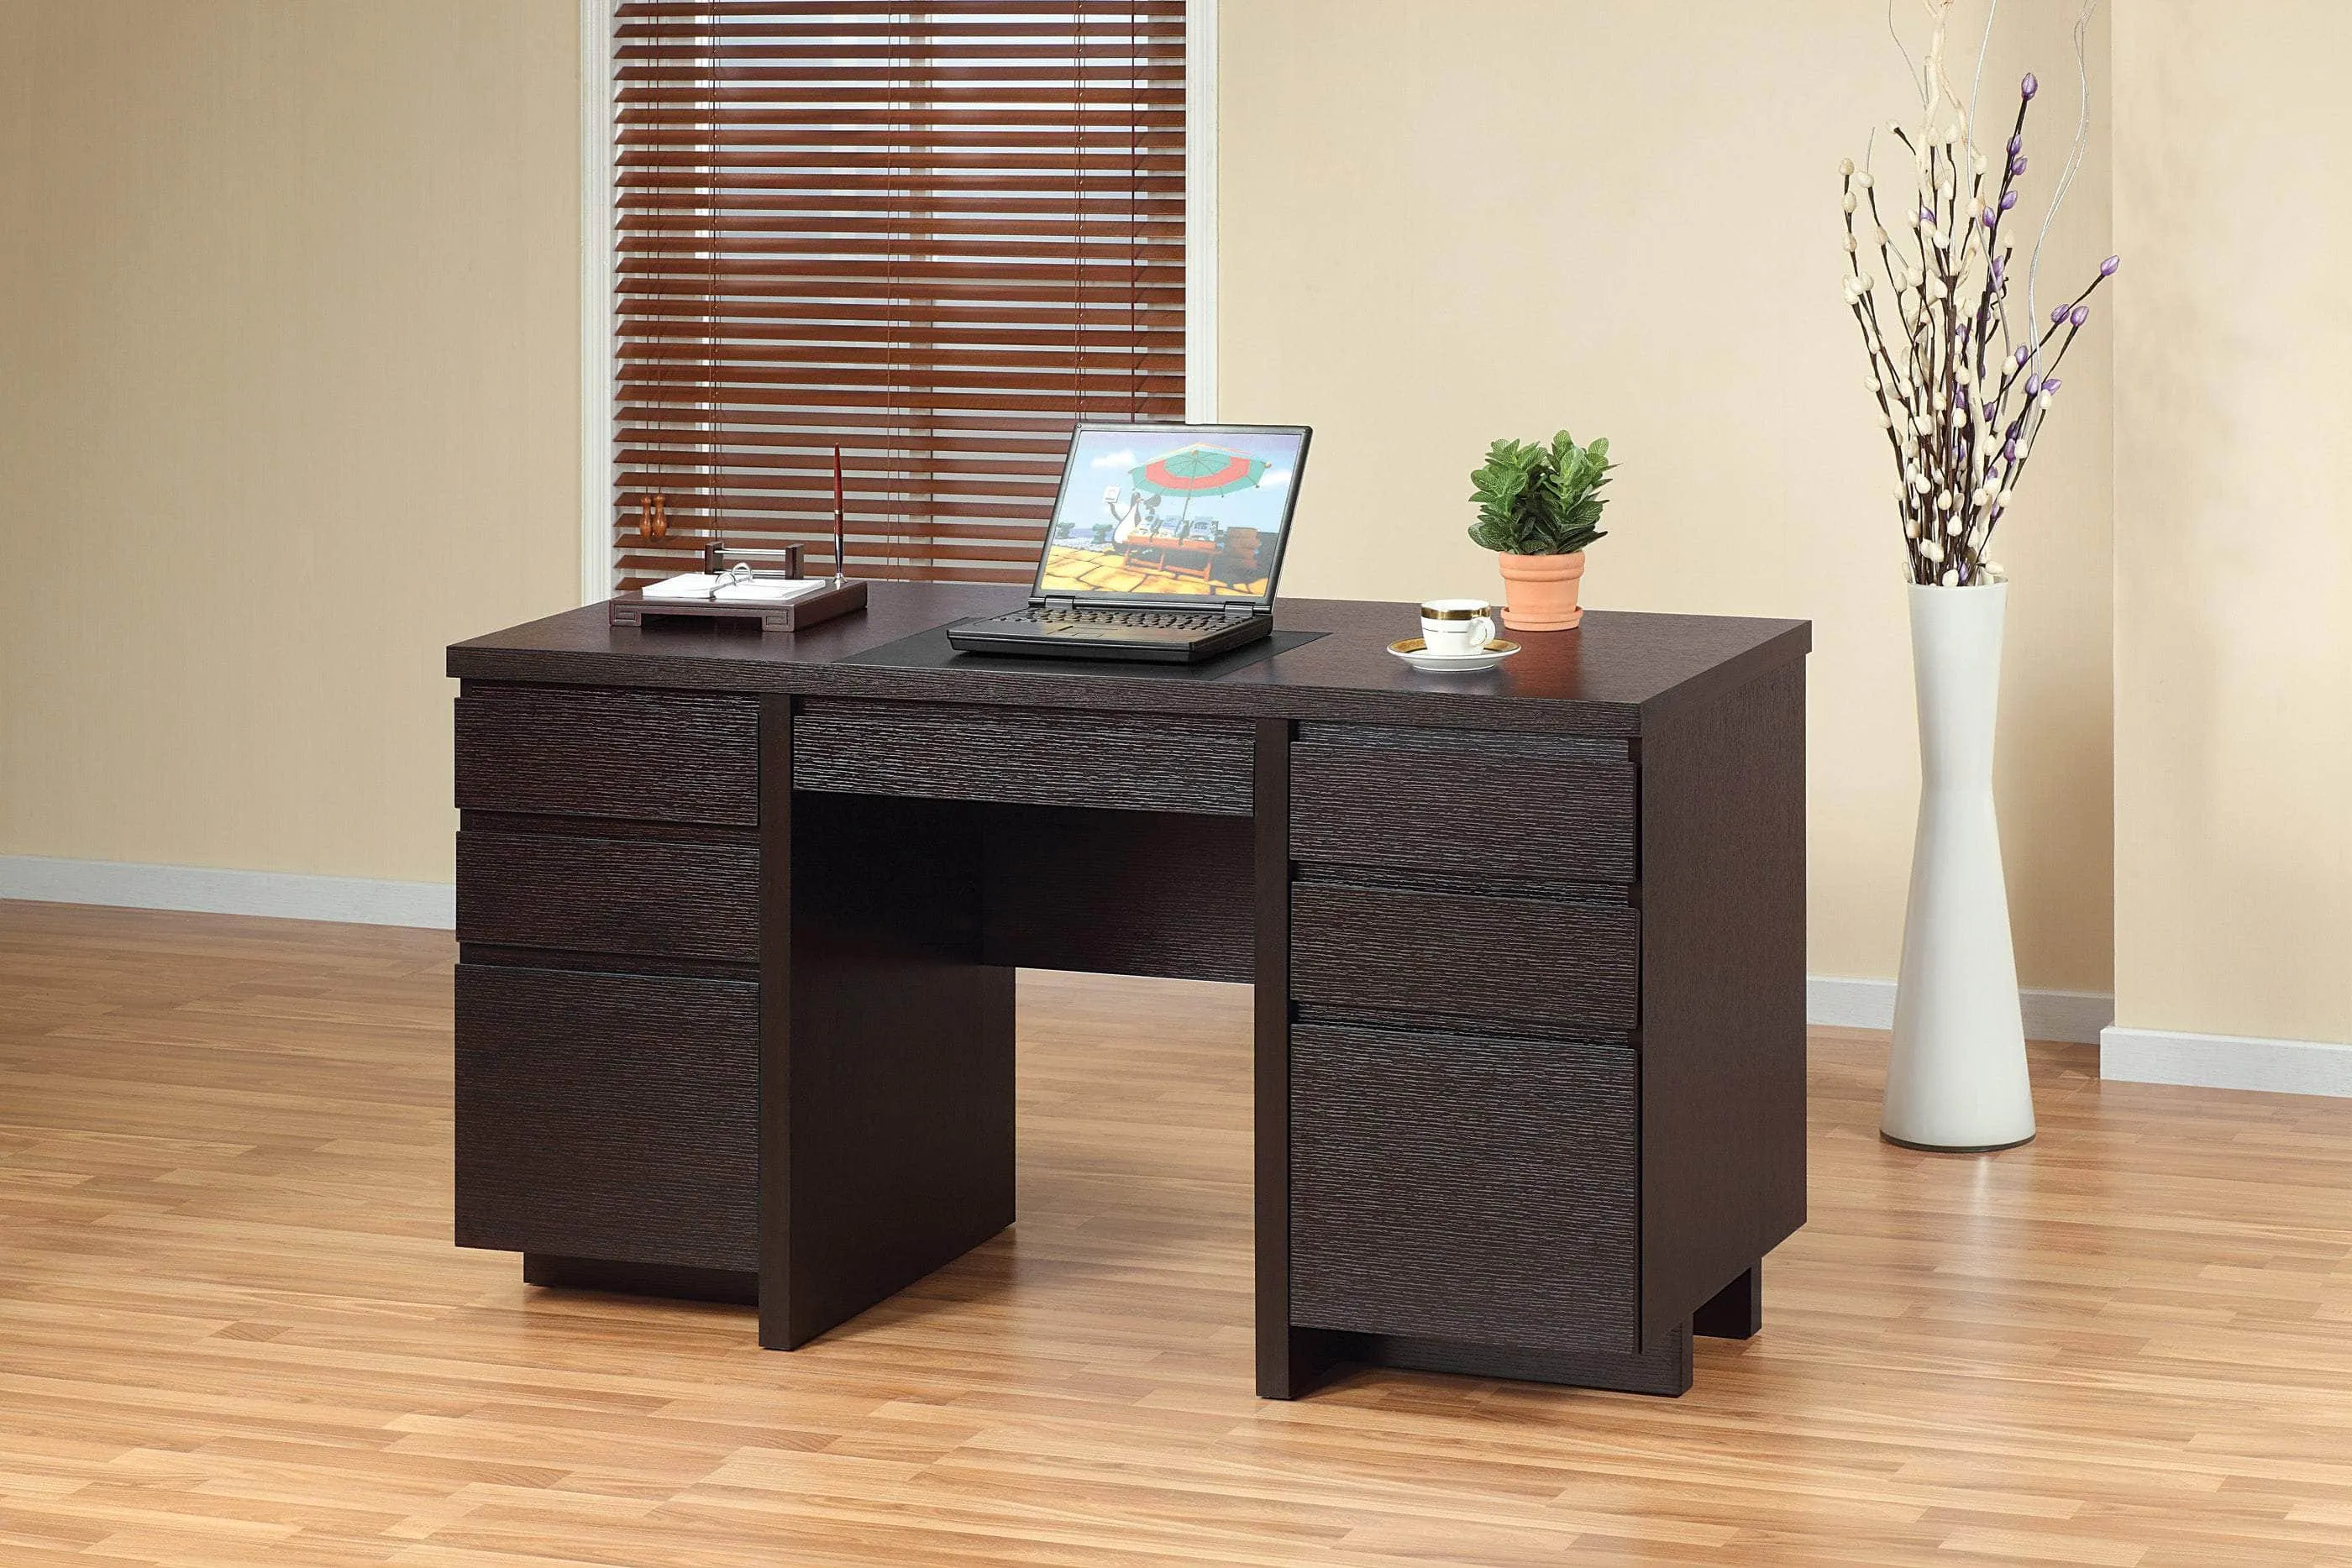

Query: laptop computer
[946,422,1311,663]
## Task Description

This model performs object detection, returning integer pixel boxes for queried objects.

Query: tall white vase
[1882,580,2035,1151]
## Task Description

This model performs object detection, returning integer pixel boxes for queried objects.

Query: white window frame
[575,0,1219,604]
[578,0,617,606]
[1184,0,1217,426]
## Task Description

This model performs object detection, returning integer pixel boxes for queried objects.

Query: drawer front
[793,700,1252,816]
[454,964,758,1272]
[1291,881,1639,1033]
[456,830,759,964]
[1289,1023,1639,1350]
[1292,737,1635,883]
[455,685,759,826]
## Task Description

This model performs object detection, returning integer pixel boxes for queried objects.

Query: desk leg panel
[762,699,1016,1350]
[1255,718,1342,1398]
[1636,662,1809,1348]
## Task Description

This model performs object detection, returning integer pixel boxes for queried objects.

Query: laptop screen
[1034,424,1310,604]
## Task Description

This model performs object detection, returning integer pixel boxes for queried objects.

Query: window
[606,2,1187,587]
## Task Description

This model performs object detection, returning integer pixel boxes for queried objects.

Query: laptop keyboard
[993,606,1236,632]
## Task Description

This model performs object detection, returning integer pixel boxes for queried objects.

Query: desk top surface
[449,585,1809,737]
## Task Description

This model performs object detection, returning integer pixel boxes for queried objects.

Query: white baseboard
[1806,975,2113,1044]
[2100,1025,2352,1099]
[36,867,2319,1099]
[0,855,454,930]
[1806,982,2352,1098]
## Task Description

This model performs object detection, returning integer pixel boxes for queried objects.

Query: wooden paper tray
[609,579,869,635]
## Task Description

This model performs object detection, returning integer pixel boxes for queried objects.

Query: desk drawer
[455,685,759,826]
[1293,733,1635,883]
[794,700,1252,816]
[1292,880,1639,1033]
[1289,1023,1638,1350]
[457,830,759,964]
[454,964,757,1273]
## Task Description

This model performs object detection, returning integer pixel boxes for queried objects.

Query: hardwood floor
[3,901,2350,1566]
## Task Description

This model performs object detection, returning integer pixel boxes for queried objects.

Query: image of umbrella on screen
[1037,427,1304,599]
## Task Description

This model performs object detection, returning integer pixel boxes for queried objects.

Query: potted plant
[1838,11,2117,1153]
[1467,430,1613,631]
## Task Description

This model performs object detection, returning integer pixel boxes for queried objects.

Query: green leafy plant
[1467,430,1614,555]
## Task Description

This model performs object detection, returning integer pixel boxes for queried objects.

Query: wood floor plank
[3,900,2350,1565]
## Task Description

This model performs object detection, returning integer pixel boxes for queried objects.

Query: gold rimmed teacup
[1419,598,1497,657]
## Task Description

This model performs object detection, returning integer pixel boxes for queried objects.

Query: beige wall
[45,0,2339,1034]
[1218,1,2115,991]
[2113,7,2352,1044]
[0,0,579,886]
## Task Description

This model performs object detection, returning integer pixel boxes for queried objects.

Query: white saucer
[1388,637,1522,673]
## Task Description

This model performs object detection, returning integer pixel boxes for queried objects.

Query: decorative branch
[1842,0,2115,585]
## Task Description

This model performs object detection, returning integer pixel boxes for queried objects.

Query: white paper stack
[642,574,832,606]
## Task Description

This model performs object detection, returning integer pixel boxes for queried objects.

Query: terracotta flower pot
[1495,550,1586,631]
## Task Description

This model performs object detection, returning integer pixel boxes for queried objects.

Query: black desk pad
[844,624,1326,681]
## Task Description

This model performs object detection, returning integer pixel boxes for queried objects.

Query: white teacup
[1420,598,1496,658]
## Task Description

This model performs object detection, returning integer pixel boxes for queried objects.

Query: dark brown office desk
[446,585,1809,1398]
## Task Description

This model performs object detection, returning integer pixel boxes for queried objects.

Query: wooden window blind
[610,1,1186,587]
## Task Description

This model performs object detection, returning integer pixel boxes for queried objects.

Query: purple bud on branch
[2101,254,2122,276]
[2045,377,2062,393]
[2012,155,2029,176]
[2022,72,2039,99]
[2026,375,2042,396]
[2051,304,2070,323]
[2071,304,2090,327]
[2008,134,2023,155]
[1991,256,2006,281]
[2014,345,2030,365]
[2001,189,2019,211]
